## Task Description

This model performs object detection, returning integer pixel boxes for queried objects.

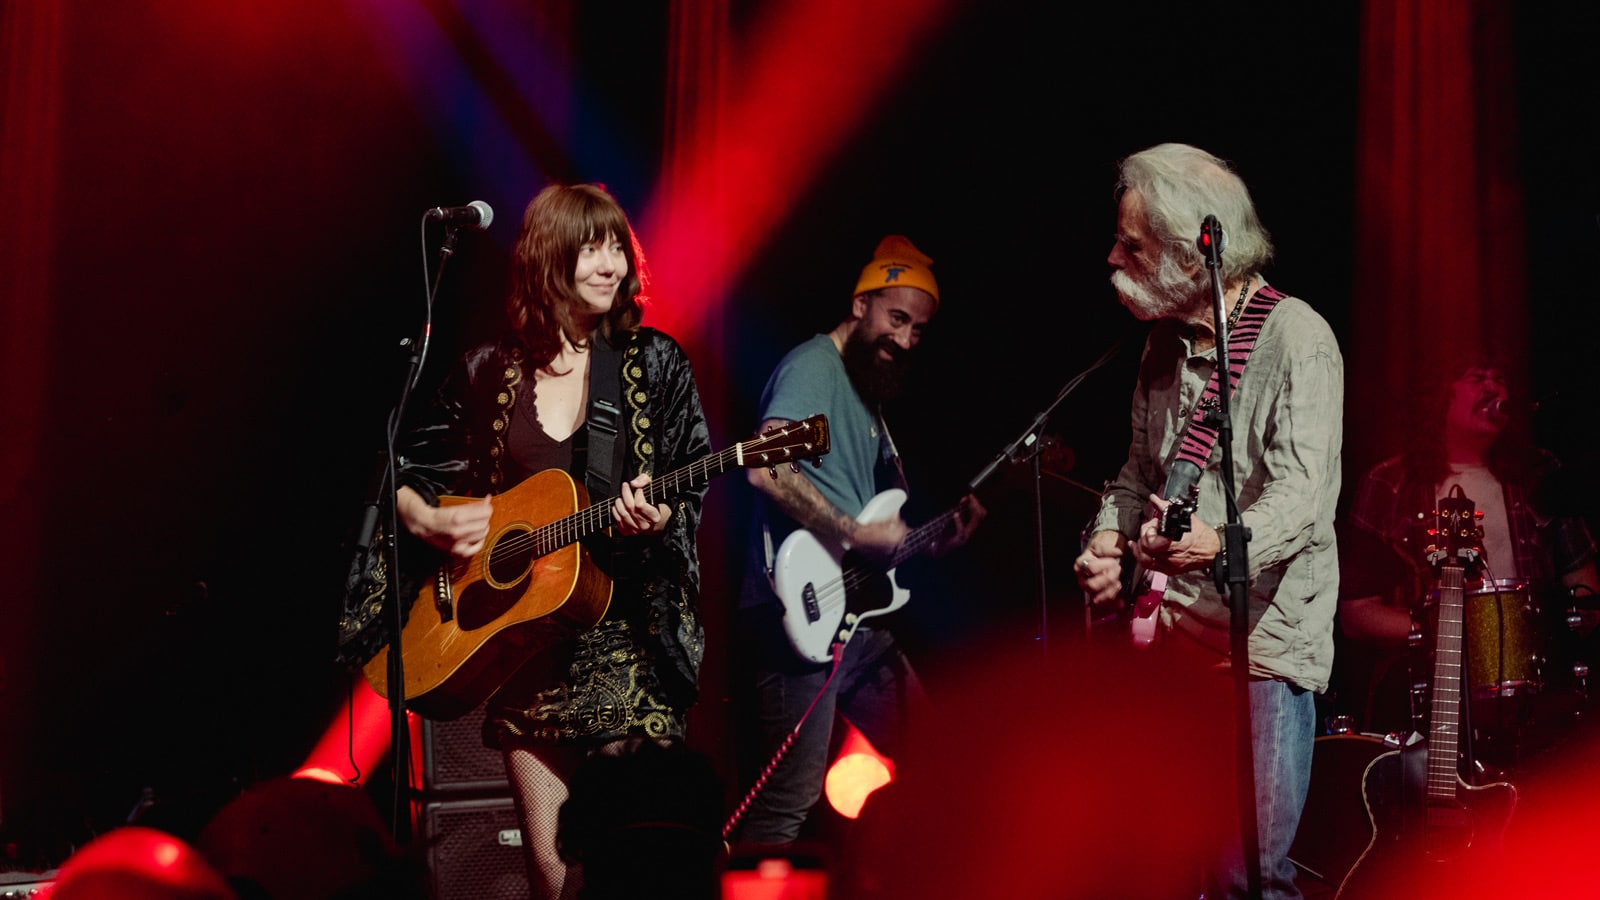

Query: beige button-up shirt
[1092,290,1344,692]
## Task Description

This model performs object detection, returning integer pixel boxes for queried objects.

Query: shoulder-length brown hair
[506,183,644,369]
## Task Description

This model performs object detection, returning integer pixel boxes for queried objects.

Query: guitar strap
[584,331,631,500]
[1162,283,1285,496]
[876,409,911,494]
[1126,285,1284,643]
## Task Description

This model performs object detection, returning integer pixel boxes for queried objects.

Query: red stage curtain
[1351,0,1526,470]
[0,0,62,787]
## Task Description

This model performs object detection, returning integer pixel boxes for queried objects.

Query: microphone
[1197,214,1228,256]
[425,200,494,230]
[1487,396,1549,419]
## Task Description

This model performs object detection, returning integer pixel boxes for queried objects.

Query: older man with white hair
[1076,143,1344,899]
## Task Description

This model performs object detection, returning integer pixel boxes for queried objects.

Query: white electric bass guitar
[774,489,963,664]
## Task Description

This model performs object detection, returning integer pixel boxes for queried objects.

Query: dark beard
[842,329,911,407]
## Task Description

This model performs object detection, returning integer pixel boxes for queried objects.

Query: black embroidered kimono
[396,327,711,747]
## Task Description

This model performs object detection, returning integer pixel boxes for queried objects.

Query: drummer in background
[1336,352,1600,744]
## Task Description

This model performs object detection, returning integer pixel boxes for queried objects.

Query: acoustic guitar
[1337,487,1517,898]
[363,414,831,720]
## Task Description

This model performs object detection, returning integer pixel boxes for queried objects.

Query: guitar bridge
[434,565,454,622]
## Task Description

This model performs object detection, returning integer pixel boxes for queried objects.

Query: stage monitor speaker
[422,703,510,794]
[422,796,528,900]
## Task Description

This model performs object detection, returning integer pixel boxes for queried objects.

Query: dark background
[2,0,1596,863]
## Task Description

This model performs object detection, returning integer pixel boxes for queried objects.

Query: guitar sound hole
[452,526,538,632]
[487,526,537,586]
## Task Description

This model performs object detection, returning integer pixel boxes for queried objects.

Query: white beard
[1110,267,1198,321]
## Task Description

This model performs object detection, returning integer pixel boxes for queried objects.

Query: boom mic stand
[965,337,1124,659]
[1200,214,1262,900]
[357,219,470,843]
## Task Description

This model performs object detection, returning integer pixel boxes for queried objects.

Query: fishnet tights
[502,739,628,900]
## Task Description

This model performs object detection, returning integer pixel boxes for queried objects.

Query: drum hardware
[1404,607,1424,648]
[1458,579,1545,699]
[1409,679,1429,725]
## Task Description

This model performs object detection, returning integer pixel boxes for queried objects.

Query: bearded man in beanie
[729,235,985,846]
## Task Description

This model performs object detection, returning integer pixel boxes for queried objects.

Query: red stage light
[48,826,235,900]
[293,673,409,787]
[642,0,959,339]
[823,720,894,820]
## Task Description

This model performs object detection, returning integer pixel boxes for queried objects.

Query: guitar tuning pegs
[767,466,779,480]
[787,462,801,474]
[810,457,823,468]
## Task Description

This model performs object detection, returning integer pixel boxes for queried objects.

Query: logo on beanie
[854,235,939,307]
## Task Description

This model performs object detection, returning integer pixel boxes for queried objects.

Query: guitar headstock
[1421,485,1485,577]
[743,414,831,471]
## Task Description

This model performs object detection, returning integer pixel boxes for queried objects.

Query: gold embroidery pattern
[489,351,522,490]
[489,335,692,745]
[621,340,652,475]
[503,619,681,743]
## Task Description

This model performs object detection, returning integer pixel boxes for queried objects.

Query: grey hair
[1116,143,1273,283]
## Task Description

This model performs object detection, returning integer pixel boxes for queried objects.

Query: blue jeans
[731,609,926,845]
[1206,677,1316,900]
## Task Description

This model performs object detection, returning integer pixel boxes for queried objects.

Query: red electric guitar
[1128,486,1198,647]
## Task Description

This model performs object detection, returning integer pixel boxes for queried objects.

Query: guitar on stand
[1338,486,1517,898]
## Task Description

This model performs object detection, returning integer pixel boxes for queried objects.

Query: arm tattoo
[751,419,856,545]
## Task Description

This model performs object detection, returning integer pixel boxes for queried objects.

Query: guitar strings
[462,449,733,580]
[797,508,961,618]
[456,424,821,581]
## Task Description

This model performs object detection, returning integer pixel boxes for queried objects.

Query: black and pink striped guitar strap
[1164,284,1286,496]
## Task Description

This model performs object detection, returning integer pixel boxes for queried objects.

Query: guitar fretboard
[1426,564,1466,802]
[889,507,961,568]
[509,418,827,561]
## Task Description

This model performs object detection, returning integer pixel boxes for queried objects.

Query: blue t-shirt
[741,334,893,609]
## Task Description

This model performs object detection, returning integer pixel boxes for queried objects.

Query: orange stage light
[823,720,894,820]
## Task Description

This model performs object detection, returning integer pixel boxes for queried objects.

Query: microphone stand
[371,221,463,843]
[1201,215,1262,900]
[965,338,1123,660]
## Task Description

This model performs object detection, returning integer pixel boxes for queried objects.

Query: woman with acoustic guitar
[394,182,715,899]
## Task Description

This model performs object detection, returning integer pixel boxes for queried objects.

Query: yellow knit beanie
[853,235,939,308]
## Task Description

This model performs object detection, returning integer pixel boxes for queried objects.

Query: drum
[1462,580,1545,699]
[1288,731,1393,889]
